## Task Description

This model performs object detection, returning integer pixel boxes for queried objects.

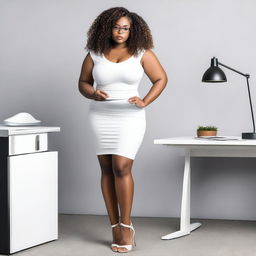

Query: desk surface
[154,136,256,146]
[0,125,61,136]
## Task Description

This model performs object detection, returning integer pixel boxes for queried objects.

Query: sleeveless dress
[87,49,146,160]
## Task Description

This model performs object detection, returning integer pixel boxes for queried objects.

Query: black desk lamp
[202,57,256,139]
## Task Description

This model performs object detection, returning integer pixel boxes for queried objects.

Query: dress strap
[136,49,146,62]
[89,50,96,62]
[89,50,103,63]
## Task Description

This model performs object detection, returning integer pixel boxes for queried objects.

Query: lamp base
[241,132,256,139]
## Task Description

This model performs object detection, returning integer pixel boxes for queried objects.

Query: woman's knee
[97,155,113,175]
[112,158,132,177]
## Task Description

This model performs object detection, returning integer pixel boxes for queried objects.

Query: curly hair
[85,7,154,57]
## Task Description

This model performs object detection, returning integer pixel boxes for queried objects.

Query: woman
[78,7,167,253]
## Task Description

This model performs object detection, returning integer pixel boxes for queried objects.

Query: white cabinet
[9,151,58,253]
[0,126,60,255]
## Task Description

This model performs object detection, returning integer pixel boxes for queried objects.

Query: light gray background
[1,0,256,220]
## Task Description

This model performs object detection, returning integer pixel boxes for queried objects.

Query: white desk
[154,136,256,240]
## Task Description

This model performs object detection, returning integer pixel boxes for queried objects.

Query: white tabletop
[0,125,61,136]
[154,136,256,146]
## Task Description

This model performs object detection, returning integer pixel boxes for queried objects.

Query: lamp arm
[218,61,255,133]
[218,62,249,78]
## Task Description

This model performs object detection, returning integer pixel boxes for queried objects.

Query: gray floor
[3,214,256,256]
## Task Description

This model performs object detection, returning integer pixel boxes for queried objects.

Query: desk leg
[161,149,202,240]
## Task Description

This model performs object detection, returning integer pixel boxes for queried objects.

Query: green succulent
[197,126,218,131]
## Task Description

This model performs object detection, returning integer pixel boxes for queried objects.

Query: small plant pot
[197,130,217,137]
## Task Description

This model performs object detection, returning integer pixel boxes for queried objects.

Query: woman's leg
[112,154,134,252]
[97,154,121,249]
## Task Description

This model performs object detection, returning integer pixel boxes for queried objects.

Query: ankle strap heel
[111,222,119,228]
[119,222,136,250]
[110,222,120,251]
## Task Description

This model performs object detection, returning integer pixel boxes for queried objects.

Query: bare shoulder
[142,49,155,58]
[141,49,160,66]
[81,52,94,68]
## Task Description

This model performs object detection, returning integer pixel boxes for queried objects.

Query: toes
[117,247,128,253]
[111,246,118,252]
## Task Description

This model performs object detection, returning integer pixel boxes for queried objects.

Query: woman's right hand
[93,89,109,101]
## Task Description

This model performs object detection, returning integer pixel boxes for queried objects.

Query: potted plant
[197,126,218,137]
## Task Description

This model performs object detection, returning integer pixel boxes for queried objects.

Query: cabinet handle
[35,135,40,150]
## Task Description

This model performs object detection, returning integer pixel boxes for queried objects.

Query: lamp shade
[202,57,227,82]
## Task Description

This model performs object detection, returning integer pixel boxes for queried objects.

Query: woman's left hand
[128,96,146,108]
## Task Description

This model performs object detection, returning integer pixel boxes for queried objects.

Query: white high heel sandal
[116,222,136,252]
[111,223,120,251]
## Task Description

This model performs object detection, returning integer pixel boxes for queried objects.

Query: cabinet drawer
[9,133,48,156]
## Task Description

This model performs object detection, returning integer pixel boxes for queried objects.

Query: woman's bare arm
[78,53,96,99]
[141,50,168,107]
[78,53,109,100]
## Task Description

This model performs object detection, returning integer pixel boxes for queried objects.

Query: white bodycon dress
[87,49,146,160]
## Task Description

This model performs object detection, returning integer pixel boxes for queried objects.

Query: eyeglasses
[112,25,130,33]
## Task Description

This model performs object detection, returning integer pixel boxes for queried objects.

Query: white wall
[1,0,256,220]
